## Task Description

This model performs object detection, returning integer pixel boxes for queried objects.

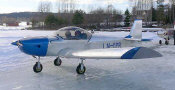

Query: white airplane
[12,20,162,74]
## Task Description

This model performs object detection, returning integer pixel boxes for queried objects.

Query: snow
[0,30,55,71]
[0,30,175,90]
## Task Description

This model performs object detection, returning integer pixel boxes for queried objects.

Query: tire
[54,58,62,66]
[159,40,162,45]
[33,62,43,73]
[165,40,169,45]
[76,64,86,74]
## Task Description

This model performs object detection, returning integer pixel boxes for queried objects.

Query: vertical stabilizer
[125,20,142,41]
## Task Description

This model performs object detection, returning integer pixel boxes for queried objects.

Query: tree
[124,9,131,27]
[31,18,38,28]
[170,0,175,24]
[152,7,157,21]
[112,10,123,26]
[45,14,63,29]
[72,10,84,25]
[165,6,173,24]
[89,8,105,27]
[157,5,165,26]
[38,1,52,29]
[38,1,52,13]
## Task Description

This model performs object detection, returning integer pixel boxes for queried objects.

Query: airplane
[12,20,163,74]
[142,28,170,45]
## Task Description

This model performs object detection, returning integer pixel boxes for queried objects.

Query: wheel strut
[37,57,41,68]
[33,56,43,73]
[80,59,85,70]
[76,58,86,74]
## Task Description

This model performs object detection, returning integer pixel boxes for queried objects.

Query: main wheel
[76,64,86,74]
[159,40,162,45]
[33,62,43,73]
[165,40,169,45]
[54,58,62,66]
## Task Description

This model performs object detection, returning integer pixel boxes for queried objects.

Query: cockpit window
[55,26,92,40]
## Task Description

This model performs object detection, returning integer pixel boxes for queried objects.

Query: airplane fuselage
[47,35,145,57]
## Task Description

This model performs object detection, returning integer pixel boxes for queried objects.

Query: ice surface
[0,30,175,90]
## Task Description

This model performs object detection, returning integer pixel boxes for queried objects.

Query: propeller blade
[11,41,23,46]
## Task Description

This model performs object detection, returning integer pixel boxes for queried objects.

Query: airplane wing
[63,47,162,59]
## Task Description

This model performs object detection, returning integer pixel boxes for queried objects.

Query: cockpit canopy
[55,26,92,40]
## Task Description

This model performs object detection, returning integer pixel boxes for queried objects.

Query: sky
[0,0,131,14]
[0,0,171,14]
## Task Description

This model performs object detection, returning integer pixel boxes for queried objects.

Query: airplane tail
[125,20,142,41]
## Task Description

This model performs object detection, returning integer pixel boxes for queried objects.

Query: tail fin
[125,20,142,41]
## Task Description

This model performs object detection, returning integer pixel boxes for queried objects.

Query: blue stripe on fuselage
[141,39,152,41]
[125,35,132,38]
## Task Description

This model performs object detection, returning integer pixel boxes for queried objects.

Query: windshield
[55,26,92,40]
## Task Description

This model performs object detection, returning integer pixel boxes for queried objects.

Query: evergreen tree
[45,14,64,29]
[157,5,165,25]
[72,10,84,25]
[152,7,157,21]
[124,9,131,27]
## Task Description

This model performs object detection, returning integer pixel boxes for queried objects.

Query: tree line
[31,1,123,30]
[32,0,175,29]
[152,3,175,27]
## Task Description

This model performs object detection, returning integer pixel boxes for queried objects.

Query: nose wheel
[33,57,43,73]
[159,40,162,45]
[54,57,62,66]
[76,59,86,74]
[33,62,43,73]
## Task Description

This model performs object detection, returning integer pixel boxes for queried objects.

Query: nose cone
[11,41,18,46]
[13,37,49,56]
[11,40,23,46]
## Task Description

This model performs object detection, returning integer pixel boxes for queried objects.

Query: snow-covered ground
[0,30,175,90]
[0,30,54,71]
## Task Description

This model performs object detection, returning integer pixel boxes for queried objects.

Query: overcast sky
[0,0,132,14]
[0,0,171,14]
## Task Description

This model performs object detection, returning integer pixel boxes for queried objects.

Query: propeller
[11,40,23,47]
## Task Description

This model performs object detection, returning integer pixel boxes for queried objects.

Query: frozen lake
[0,30,175,90]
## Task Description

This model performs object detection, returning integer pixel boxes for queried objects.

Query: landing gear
[54,57,62,66]
[159,40,162,45]
[33,57,43,73]
[168,36,170,40]
[165,40,169,45]
[76,59,86,74]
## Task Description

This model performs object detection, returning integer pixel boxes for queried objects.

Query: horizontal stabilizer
[121,47,162,59]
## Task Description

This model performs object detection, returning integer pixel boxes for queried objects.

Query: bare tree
[69,0,76,13]
[89,8,105,25]
[38,1,52,29]
[57,0,76,13]
[105,4,114,27]
[38,1,52,13]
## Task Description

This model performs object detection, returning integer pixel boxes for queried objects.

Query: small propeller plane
[12,20,162,74]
